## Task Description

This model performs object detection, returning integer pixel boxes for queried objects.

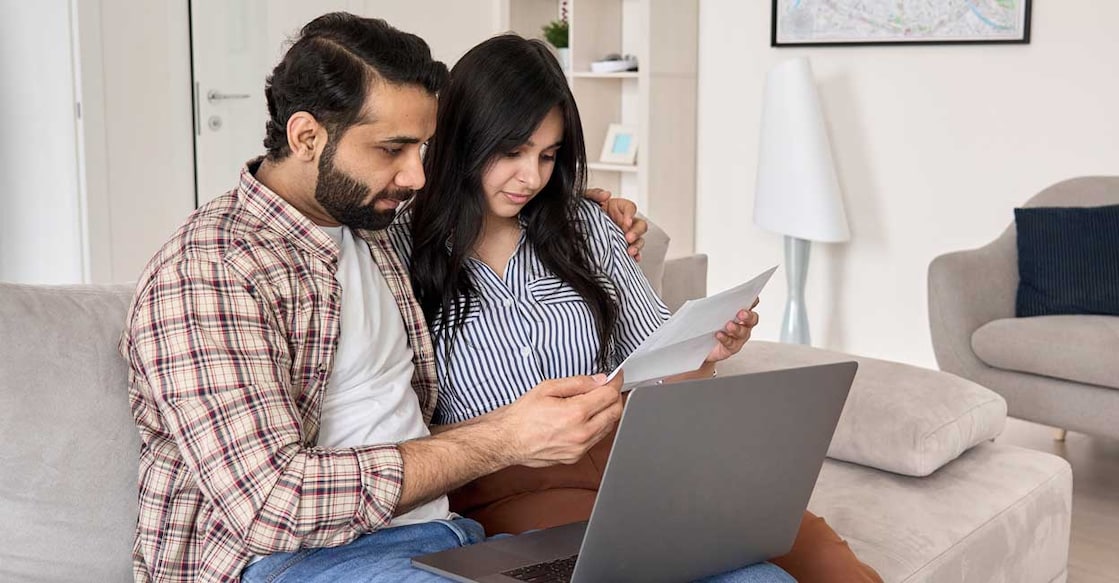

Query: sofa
[0,227,1072,582]
[929,176,1119,440]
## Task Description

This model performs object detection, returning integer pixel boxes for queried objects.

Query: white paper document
[607,265,778,390]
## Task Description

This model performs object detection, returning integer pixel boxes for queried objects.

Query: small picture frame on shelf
[599,124,638,165]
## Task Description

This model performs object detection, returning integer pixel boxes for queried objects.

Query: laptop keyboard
[500,554,578,582]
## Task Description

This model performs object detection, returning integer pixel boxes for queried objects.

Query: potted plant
[542,6,569,71]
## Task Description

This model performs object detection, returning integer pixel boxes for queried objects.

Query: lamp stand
[781,235,811,345]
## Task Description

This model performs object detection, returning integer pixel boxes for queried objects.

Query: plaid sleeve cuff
[353,444,406,531]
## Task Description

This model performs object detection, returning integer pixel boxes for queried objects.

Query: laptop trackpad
[486,522,586,559]
[412,522,587,582]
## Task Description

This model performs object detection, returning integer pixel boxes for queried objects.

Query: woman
[391,35,880,583]
[398,33,738,425]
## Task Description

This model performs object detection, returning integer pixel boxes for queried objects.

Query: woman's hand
[704,298,760,364]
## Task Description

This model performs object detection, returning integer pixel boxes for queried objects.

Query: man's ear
[286,112,325,162]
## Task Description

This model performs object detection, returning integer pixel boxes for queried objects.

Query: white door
[190,1,501,205]
[190,0,357,204]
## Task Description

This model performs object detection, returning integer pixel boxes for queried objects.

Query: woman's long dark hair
[410,34,618,372]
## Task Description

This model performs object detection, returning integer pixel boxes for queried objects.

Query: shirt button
[520,346,532,357]
[503,298,514,308]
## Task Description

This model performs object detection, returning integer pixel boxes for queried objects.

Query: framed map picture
[772,0,1032,47]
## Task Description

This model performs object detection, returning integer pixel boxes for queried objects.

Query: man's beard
[315,142,413,231]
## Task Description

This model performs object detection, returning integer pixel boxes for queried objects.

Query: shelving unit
[569,71,639,79]
[587,162,640,173]
[501,0,699,255]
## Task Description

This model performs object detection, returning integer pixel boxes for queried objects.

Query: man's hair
[263,12,448,160]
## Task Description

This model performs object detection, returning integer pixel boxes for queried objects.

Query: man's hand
[497,373,624,467]
[585,187,647,261]
[394,375,622,515]
[705,298,761,364]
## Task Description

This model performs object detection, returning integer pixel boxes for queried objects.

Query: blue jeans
[242,518,794,583]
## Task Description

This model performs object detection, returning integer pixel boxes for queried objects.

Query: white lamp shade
[754,57,850,243]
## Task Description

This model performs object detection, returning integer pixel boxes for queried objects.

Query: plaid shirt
[119,160,439,582]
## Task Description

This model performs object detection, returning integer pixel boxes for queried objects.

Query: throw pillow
[722,341,1007,478]
[1015,204,1119,317]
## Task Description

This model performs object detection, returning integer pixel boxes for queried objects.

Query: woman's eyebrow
[523,139,564,148]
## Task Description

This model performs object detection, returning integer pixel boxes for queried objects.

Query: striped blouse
[388,199,670,424]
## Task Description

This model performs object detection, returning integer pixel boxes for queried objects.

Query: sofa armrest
[661,254,708,312]
[927,234,1018,378]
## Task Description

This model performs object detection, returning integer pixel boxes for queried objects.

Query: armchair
[928,176,1119,439]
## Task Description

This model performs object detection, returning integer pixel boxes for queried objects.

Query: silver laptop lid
[572,362,856,583]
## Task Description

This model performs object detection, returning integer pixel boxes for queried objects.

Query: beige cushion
[972,315,1119,390]
[660,254,708,313]
[810,443,1071,583]
[0,283,137,582]
[722,342,1007,477]
[635,214,670,296]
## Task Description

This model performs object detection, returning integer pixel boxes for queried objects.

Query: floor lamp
[753,57,849,345]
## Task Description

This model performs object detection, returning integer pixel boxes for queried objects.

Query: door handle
[207,90,252,103]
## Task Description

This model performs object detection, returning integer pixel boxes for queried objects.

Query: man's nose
[396,151,426,190]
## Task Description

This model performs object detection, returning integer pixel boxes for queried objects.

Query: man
[121,13,874,583]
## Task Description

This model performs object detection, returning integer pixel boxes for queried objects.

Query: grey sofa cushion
[723,342,1007,477]
[660,254,708,313]
[0,283,137,582]
[809,443,1071,583]
[972,315,1119,391]
[635,214,670,296]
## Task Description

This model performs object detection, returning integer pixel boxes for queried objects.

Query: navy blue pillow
[1015,204,1119,317]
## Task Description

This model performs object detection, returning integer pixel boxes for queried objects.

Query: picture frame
[771,0,1032,47]
[599,124,638,165]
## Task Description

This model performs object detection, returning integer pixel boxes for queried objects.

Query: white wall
[697,0,1119,367]
[363,0,504,65]
[0,1,85,284]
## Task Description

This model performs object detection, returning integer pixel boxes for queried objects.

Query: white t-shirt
[318,225,450,527]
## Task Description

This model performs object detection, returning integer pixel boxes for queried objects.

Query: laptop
[413,362,857,583]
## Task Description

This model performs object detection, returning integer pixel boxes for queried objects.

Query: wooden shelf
[568,71,639,79]
[587,162,639,173]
